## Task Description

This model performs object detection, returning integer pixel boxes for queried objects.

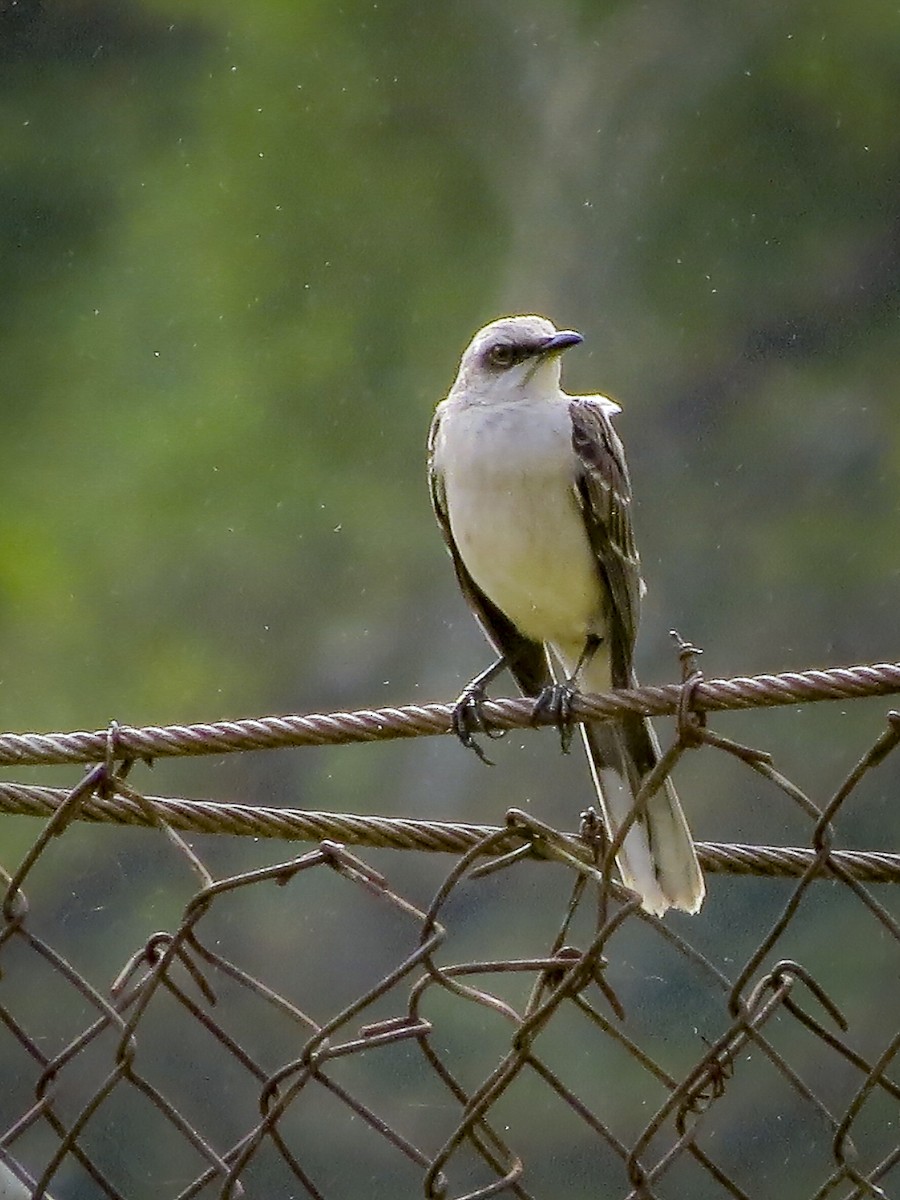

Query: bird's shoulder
[567,394,631,505]
[568,393,643,649]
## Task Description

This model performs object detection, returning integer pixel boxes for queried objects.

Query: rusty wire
[0,657,898,1198]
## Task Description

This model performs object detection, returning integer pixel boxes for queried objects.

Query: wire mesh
[0,662,898,1199]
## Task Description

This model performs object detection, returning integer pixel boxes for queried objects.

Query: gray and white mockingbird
[428,315,705,916]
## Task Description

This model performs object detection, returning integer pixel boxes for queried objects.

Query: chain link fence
[0,660,898,1199]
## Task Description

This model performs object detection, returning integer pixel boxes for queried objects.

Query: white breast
[434,399,603,648]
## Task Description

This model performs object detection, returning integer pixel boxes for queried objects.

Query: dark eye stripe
[487,343,531,368]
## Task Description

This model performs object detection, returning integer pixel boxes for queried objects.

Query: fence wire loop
[0,654,898,1198]
[672,629,707,750]
[101,722,121,796]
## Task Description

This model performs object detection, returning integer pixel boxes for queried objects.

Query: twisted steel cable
[0,659,898,882]
[0,782,897,884]
[0,661,897,767]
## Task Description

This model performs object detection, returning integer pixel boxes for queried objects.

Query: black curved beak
[540,330,583,355]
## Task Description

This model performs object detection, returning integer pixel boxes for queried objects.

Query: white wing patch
[578,393,622,417]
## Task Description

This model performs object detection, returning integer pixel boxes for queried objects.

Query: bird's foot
[452,679,506,766]
[533,680,580,755]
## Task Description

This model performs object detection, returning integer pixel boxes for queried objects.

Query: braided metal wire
[0,659,897,767]
[0,781,898,884]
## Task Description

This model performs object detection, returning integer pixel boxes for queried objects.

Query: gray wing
[427,409,551,697]
[569,397,643,687]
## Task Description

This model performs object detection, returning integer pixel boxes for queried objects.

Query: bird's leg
[533,635,602,755]
[452,656,508,765]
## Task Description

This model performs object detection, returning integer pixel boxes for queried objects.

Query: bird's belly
[445,446,601,646]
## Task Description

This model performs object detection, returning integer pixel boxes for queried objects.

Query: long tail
[581,714,704,916]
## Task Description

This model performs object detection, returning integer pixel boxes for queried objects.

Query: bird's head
[450,315,583,404]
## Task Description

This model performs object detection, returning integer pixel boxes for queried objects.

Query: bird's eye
[488,343,517,369]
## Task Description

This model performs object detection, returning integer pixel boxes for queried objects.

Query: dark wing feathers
[428,411,551,697]
[569,397,643,687]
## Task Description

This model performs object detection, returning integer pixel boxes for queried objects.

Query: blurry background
[1,1,898,1196]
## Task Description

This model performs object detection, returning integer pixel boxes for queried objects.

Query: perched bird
[428,315,704,916]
